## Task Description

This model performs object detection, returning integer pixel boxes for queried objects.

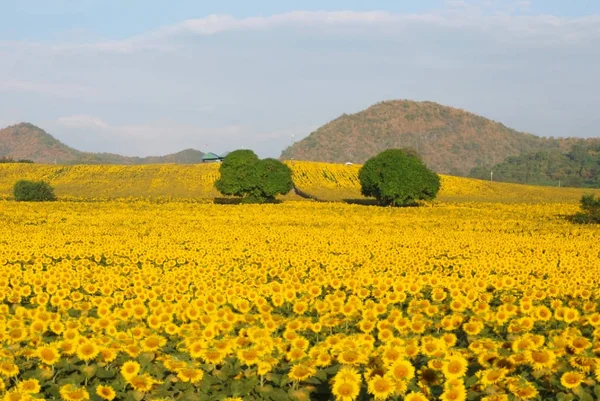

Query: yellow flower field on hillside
[286,161,600,204]
[1,161,598,203]
[1,199,600,400]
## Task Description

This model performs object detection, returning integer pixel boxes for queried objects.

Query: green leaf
[138,352,155,367]
[314,369,328,381]
[56,373,85,386]
[270,387,291,401]
[557,392,576,401]
[95,367,116,379]
[575,387,594,401]
[465,374,478,387]
[594,386,600,400]
[323,365,340,375]
[174,380,192,391]
[132,390,145,401]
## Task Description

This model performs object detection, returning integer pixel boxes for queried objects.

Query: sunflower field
[1,191,600,401]
[2,162,597,203]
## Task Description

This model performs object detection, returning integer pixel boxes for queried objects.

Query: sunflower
[334,366,362,384]
[571,356,596,373]
[176,367,204,384]
[380,346,403,365]
[141,335,166,352]
[29,319,47,334]
[563,308,580,324]
[36,345,60,365]
[202,348,227,365]
[481,395,509,401]
[0,361,20,377]
[477,368,507,386]
[120,360,141,380]
[2,390,31,401]
[237,348,260,365]
[440,385,467,401]
[128,374,157,392]
[388,359,415,382]
[560,371,585,389]
[404,392,429,401]
[315,351,332,367]
[59,384,90,401]
[288,364,316,382]
[17,379,41,394]
[332,379,360,401]
[527,349,556,371]
[442,355,468,379]
[367,375,395,400]
[187,340,206,359]
[338,350,365,366]
[463,320,484,336]
[96,385,116,401]
[7,327,28,343]
[568,336,591,354]
[509,382,538,399]
[76,341,100,361]
[286,348,306,362]
[59,340,78,356]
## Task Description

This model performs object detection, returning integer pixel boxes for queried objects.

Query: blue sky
[1,1,599,157]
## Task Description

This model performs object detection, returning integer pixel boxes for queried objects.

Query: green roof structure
[202,152,224,163]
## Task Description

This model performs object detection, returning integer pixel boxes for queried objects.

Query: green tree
[574,194,600,223]
[13,180,56,202]
[358,148,440,206]
[215,150,292,203]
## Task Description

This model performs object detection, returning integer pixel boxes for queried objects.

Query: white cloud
[0,9,587,55]
[0,80,94,97]
[57,115,109,129]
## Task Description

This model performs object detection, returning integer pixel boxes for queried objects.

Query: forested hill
[0,123,205,164]
[281,100,589,174]
[469,141,600,188]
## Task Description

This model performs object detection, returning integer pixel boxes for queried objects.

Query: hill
[1,161,597,203]
[281,100,588,174]
[0,123,205,164]
[469,140,600,188]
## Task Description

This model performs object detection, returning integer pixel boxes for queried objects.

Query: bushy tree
[574,194,600,223]
[13,180,56,202]
[359,148,440,206]
[215,150,293,203]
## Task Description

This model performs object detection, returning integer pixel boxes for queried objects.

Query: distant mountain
[281,100,589,174]
[0,123,205,164]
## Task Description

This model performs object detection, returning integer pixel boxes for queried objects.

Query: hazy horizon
[1,0,599,158]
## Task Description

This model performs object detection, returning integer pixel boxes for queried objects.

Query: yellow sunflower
[388,359,415,382]
[367,375,395,400]
[442,355,468,379]
[120,360,141,381]
[560,371,585,389]
[59,384,90,401]
[96,385,116,401]
[76,341,100,362]
[332,379,360,401]
[17,378,41,394]
[404,392,429,401]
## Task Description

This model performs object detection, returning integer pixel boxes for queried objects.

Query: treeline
[0,156,34,164]
[469,141,600,188]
